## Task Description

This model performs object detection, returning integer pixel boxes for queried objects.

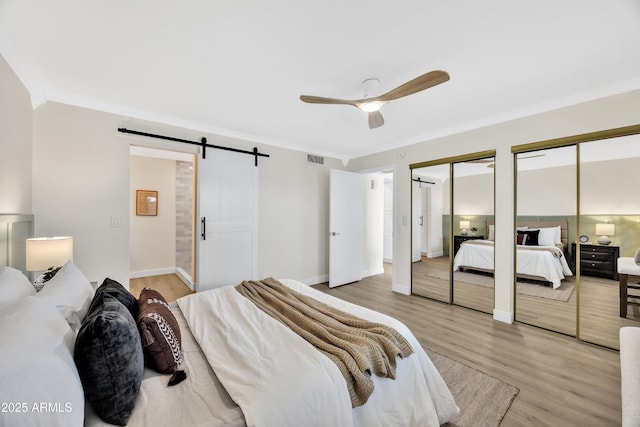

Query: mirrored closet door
[411,163,451,303]
[452,158,495,314]
[514,146,577,336]
[410,151,496,311]
[578,134,640,348]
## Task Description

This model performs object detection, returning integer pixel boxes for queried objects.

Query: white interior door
[329,169,362,288]
[198,150,258,291]
[412,180,423,262]
[420,187,429,255]
[383,180,393,262]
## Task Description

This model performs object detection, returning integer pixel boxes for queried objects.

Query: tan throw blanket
[235,277,413,407]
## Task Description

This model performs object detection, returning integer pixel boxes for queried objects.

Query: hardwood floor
[314,267,622,427]
[411,255,640,349]
[139,269,623,426]
[129,273,194,301]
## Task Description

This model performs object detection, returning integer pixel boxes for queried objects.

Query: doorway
[129,146,196,289]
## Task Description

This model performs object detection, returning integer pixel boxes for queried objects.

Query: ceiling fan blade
[299,95,358,108]
[368,111,384,129]
[377,70,450,102]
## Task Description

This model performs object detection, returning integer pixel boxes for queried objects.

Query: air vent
[307,154,324,165]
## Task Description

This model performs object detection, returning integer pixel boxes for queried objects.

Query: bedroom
[2,1,640,426]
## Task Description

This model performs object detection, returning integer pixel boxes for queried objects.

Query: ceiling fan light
[360,101,381,112]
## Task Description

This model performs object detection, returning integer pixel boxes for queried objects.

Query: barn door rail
[118,127,269,166]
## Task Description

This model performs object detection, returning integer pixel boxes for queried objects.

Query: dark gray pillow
[90,277,137,318]
[75,293,144,426]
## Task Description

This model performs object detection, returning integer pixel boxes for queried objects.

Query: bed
[453,220,573,289]
[0,214,459,427]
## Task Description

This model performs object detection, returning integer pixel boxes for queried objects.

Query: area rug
[425,348,519,427]
[420,266,575,302]
[454,271,575,302]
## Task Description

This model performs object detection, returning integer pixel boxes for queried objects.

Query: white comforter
[453,240,573,289]
[177,279,458,427]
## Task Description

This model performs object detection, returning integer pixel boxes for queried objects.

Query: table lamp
[595,223,614,245]
[26,236,73,289]
[459,220,470,236]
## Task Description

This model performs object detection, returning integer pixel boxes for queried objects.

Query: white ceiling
[2,1,640,161]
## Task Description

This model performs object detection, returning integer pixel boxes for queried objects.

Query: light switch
[111,215,121,228]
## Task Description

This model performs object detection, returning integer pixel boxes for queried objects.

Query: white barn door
[197,150,258,291]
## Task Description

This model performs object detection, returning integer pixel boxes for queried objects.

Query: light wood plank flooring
[412,255,640,349]
[129,273,194,301]
[139,270,622,426]
[315,268,622,427]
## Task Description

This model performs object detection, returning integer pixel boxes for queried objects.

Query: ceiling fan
[300,70,450,129]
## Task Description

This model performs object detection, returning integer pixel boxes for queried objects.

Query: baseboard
[362,267,385,278]
[392,280,411,295]
[129,267,176,279]
[175,267,194,290]
[493,309,514,324]
[296,274,329,286]
[427,251,444,258]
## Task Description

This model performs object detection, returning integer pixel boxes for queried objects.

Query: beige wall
[31,101,343,287]
[32,103,130,286]
[349,88,640,322]
[0,55,32,214]
[129,155,176,276]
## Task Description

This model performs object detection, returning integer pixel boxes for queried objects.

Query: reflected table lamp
[26,236,73,290]
[595,223,615,245]
[459,220,470,236]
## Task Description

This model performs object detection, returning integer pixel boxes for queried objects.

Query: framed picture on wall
[136,190,158,216]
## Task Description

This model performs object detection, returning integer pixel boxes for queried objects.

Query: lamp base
[597,235,611,245]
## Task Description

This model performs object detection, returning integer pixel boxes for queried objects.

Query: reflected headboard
[486,218,569,249]
[0,214,34,275]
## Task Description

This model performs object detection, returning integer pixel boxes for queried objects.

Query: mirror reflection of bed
[451,158,494,314]
[410,155,496,316]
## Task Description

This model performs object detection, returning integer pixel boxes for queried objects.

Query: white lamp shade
[595,223,615,236]
[459,220,470,230]
[26,237,73,271]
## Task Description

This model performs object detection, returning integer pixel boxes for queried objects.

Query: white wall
[129,155,176,276]
[32,103,130,286]
[31,101,343,287]
[361,174,384,277]
[0,54,32,214]
[348,88,640,322]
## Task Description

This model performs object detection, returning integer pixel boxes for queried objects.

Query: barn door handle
[201,217,206,240]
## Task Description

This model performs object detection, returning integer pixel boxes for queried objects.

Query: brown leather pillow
[136,288,186,385]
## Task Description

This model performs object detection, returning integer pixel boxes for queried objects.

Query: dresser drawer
[581,260,614,271]
[570,243,619,280]
[580,251,613,262]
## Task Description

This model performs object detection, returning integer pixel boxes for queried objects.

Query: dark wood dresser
[571,242,619,280]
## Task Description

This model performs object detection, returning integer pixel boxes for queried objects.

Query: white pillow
[488,224,494,241]
[36,260,95,333]
[0,296,84,426]
[0,266,36,311]
[536,227,557,247]
[553,226,562,244]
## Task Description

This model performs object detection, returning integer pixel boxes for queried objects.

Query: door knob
[330,232,342,236]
